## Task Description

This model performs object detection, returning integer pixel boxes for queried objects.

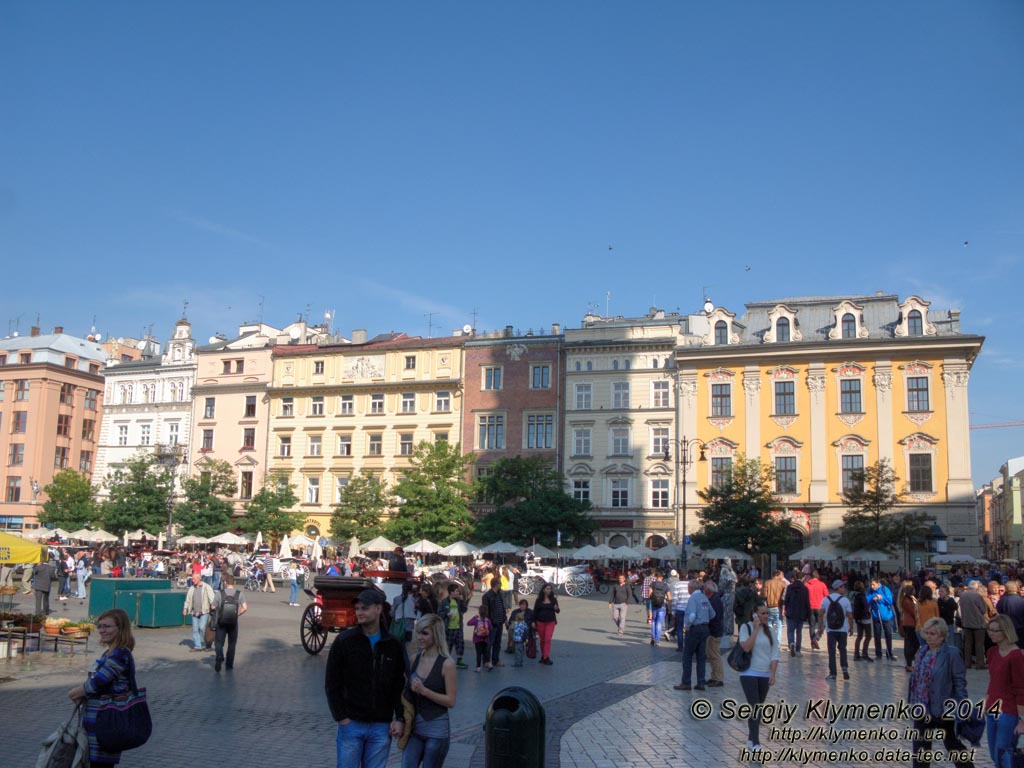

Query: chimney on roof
[352,329,367,344]
[552,323,561,335]
[30,326,40,337]
[505,325,514,338]
[53,326,64,334]
[949,309,961,332]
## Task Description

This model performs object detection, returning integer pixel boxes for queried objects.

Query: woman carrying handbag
[67,608,150,767]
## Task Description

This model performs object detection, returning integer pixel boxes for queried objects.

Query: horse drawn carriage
[516,562,606,597]
[299,570,414,654]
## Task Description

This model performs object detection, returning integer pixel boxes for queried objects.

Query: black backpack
[219,589,241,625]
[825,595,846,630]
[650,582,668,608]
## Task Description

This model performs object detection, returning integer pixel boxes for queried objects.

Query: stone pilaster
[807,364,828,503]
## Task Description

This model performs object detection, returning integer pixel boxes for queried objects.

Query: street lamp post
[664,437,706,573]
[156,444,188,548]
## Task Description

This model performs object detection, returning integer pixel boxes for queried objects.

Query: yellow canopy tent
[0,530,46,564]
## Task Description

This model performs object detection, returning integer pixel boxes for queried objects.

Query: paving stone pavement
[1,588,992,767]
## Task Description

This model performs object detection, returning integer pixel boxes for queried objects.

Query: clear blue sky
[2,2,1022,485]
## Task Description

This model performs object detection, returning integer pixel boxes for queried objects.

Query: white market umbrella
[633,545,657,558]
[361,535,399,552]
[126,529,154,541]
[654,543,682,559]
[571,544,601,560]
[609,545,644,560]
[208,532,247,545]
[278,534,292,558]
[289,533,315,548]
[69,528,94,541]
[439,540,478,557]
[404,539,441,554]
[480,541,520,554]
[930,554,977,565]
[311,539,324,561]
[254,531,264,550]
[702,547,752,561]
[528,543,558,558]
[790,544,841,560]
[89,529,118,543]
[844,549,895,561]
[177,535,209,545]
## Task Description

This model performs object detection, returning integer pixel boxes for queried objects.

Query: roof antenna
[257,295,265,325]
[424,312,437,338]
[606,291,611,317]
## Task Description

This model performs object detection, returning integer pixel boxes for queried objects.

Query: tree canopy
[331,471,390,542]
[474,456,596,546]
[693,454,793,557]
[238,475,303,543]
[99,452,173,536]
[838,458,905,553]
[174,459,236,537]
[384,441,475,545]
[40,470,99,530]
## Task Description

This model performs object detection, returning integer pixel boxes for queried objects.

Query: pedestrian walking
[783,572,811,656]
[436,582,468,669]
[481,579,507,668]
[983,614,1024,766]
[704,581,725,687]
[32,557,56,615]
[818,580,854,681]
[898,581,920,671]
[183,572,215,652]
[325,589,407,768]
[648,572,670,646]
[466,605,493,672]
[851,580,873,662]
[401,614,457,768]
[609,574,631,636]
[214,573,247,672]
[533,582,560,665]
[287,563,300,606]
[734,602,779,752]
[67,608,140,768]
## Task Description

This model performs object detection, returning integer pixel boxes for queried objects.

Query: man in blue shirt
[674,579,716,691]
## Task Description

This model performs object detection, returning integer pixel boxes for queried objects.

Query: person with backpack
[850,580,873,663]
[818,580,854,682]
[213,572,247,671]
[466,605,493,672]
[648,571,671,646]
[435,582,468,669]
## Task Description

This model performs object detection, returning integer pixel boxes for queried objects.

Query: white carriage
[517,562,596,598]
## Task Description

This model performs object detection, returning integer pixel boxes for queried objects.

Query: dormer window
[714,321,728,345]
[841,314,857,339]
[776,318,790,342]
[764,304,801,344]
[907,310,923,336]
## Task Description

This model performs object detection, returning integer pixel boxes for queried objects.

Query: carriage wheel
[581,576,595,596]
[300,604,328,655]
[563,575,586,597]
[517,577,535,596]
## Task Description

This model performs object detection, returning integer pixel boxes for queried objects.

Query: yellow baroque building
[267,332,465,539]
[674,294,983,560]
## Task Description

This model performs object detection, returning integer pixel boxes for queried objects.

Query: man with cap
[818,579,854,682]
[325,588,407,768]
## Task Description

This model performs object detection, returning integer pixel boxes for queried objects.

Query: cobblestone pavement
[1,588,992,767]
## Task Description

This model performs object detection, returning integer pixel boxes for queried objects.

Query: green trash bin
[88,577,169,617]
[137,590,189,627]
[113,590,143,623]
[485,687,545,768]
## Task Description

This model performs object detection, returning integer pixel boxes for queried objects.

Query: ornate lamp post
[664,437,706,572]
[156,443,188,548]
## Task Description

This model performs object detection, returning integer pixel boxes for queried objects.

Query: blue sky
[2,2,1022,484]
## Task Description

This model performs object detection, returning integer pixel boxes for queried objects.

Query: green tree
[692,454,793,557]
[238,475,303,542]
[838,459,904,553]
[474,456,596,546]
[174,460,236,537]
[331,471,390,541]
[39,470,100,530]
[100,452,173,536]
[889,510,934,569]
[385,441,475,545]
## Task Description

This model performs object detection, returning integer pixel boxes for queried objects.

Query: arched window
[776,317,790,342]
[714,320,729,345]
[908,310,923,336]
[841,313,856,339]
[652,359,659,369]
[575,361,581,372]
[612,360,619,370]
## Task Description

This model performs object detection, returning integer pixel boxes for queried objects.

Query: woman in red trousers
[533,582,560,665]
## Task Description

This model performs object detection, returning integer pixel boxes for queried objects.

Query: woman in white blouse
[738,601,780,752]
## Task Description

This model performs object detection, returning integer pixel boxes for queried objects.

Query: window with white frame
[651,479,669,508]
[337,434,352,456]
[483,367,502,390]
[907,310,924,336]
[140,424,151,445]
[573,428,591,457]
[575,383,592,410]
[714,321,729,345]
[652,380,670,408]
[907,377,930,412]
[572,480,590,504]
[368,434,383,456]
[339,395,353,415]
[526,414,553,449]
[279,436,292,457]
[240,471,254,500]
[370,393,385,414]
[308,434,322,456]
[168,422,179,445]
[281,397,294,417]
[244,395,257,418]
[404,355,416,370]
[775,456,797,494]
[610,427,630,456]
[314,360,325,374]
[841,313,857,339]
[478,415,505,450]
[118,424,129,446]
[612,382,629,409]
[306,476,320,504]
[335,476,350,503]
[399,433,414,456]
[531,365,551,389]
[711,384,732,417]
[651,426,669,457]
[776,317,791,342]
[842,455,864,494]
[610,478,629,508]
[204,397,216,418]
[401,392,416,413]
[311,396,325,416]
[435,391,451,412]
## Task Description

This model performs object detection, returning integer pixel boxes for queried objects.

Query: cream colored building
[189,321,328,514]
[268,332,465,538]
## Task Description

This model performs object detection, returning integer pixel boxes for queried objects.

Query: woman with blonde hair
[68,608,139,768]
[984,613,1024,767]
[402,614,457,768]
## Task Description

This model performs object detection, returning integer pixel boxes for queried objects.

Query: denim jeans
[337,720,390,768]
[191,612,210,650]
[681,623,710,686]
[987,713,1020,768]
[212,571,222,591]
[401,732,450,768]
[651,606,667,643]
[767,607,782,646]
[76,572,88,598]
[872,617,893,657]
[826,630,848,676]
[675,611,687,649]
[787,618,804,652]
[289,580,299,604]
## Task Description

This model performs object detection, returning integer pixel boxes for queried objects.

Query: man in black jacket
[482,579,507,667]
[783,571,812,657]
[325,589,407,768]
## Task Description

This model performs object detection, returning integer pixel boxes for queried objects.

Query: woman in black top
[533,582,560,665]
[402,614,457,768]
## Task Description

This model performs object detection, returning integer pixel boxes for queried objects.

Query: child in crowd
[467,604,492,672]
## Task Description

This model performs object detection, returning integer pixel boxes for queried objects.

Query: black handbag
[727,624,753,672]
[94,656,152,752]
